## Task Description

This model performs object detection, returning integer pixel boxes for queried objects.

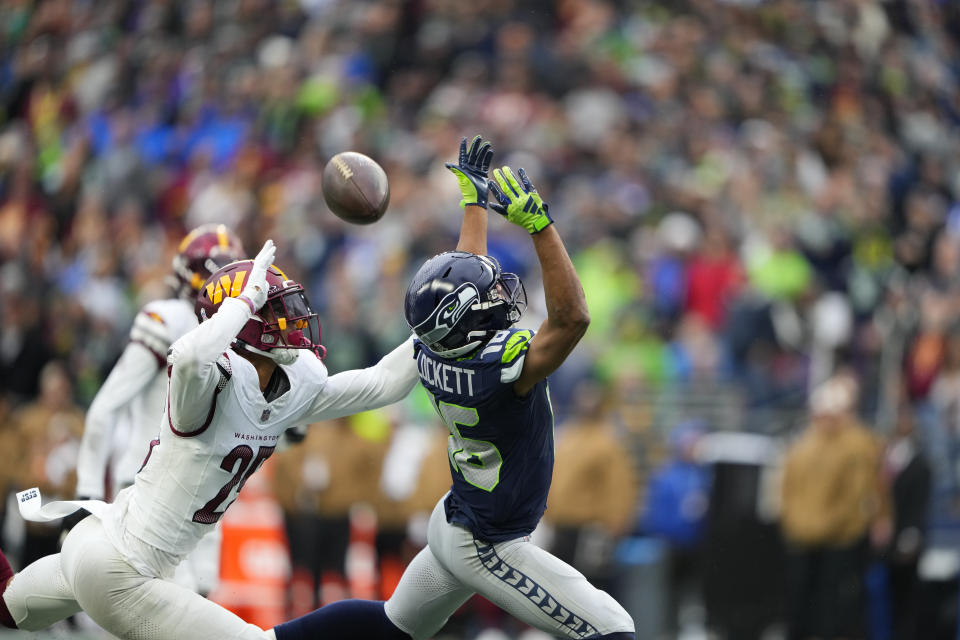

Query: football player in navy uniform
[274,137,635,639]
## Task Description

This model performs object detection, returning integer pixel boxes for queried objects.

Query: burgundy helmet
[195,260,324,358]
[172,224,246,297]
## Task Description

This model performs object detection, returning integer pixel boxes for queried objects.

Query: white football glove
[241,239,276,311]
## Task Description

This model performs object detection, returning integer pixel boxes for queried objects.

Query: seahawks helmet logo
[415,283,480,346]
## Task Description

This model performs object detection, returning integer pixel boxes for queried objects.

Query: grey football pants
[385,496,635,639]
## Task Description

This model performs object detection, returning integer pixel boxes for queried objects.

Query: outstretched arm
[489,167,589,396]
[75,342,160,498]
[514,226,589,395]
[303,336,419,422]
[446,135,494,255]
[456,206,487,255]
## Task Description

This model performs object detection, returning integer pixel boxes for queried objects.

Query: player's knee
[1,558,80,632]
[597,591,636,640]
[602,603,635,637]
[14,615,48,632]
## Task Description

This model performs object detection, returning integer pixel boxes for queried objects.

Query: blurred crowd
[3,0,960,637]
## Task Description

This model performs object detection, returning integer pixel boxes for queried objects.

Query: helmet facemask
[258,288,323,356]
[495,272,526,324]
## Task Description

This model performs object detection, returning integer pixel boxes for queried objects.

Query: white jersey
[76,298,198,499]
[97,296,418,575]
[123,349,327,556]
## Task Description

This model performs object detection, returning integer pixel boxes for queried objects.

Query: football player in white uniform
[72,223,245,595]
[0,239,420,639]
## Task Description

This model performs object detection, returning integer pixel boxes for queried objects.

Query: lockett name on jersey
[417,352,476,396]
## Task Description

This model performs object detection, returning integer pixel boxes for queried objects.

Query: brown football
[321,151,390,225]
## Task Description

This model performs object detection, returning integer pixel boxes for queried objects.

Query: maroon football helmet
[172,224,245,297]
[195,260,324,358]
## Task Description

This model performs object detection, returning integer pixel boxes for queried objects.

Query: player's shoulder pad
[477,328,535,384]
[145,298,198,341]
[131,301,178,363]
[215,352,233,390]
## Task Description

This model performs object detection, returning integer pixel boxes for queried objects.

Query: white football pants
[113,478,222,597]
[173,521,222,595]
[3,516,273,640]
[385,496,635,639]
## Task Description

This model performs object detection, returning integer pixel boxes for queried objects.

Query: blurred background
[2,0,960,638]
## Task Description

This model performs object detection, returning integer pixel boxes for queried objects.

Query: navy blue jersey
[415,327,554,542]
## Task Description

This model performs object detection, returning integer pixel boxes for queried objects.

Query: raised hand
[241,239,276,311]
[488,166,554,234]
[445,135,494,209]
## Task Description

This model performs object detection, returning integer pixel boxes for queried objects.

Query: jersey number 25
[193,444,275,524]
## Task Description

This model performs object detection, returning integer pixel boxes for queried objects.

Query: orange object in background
[287,566,316,618]
[210,459,290,630]
[346,502,379,600]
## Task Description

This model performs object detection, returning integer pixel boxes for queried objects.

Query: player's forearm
[76,343,161,498]
[368,335,420,404]
[305,336,418,421]
[531,226,590,336]
[456,205,488,255]
[76,403,112,498]
[169,297,251,369]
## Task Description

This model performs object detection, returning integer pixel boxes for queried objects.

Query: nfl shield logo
[260,408,271,422]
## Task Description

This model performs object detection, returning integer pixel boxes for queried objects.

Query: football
[321,151,390,225]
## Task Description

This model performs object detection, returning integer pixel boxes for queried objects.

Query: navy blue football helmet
[405,251,526,358]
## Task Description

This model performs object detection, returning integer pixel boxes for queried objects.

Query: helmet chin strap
[267,348,299,365]
[429,339,482,359]
[427,329,504,359]
[234,341,299,365]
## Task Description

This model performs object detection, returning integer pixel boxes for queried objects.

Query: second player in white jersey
[76,297,197,497]
[73,223,245,594]
[76,223,245,500]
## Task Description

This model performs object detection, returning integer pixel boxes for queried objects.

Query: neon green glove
[488,166,554,234]
[445,135,494,208]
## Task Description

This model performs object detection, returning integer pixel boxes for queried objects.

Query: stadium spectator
[880,409,932,640]
[780,375,890,640]
[9,362,83,568]
[641,420,710,636]
[374,409,452,600]
[684,226,743,331]
[547,382,637,589]
[272,415,389,614]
